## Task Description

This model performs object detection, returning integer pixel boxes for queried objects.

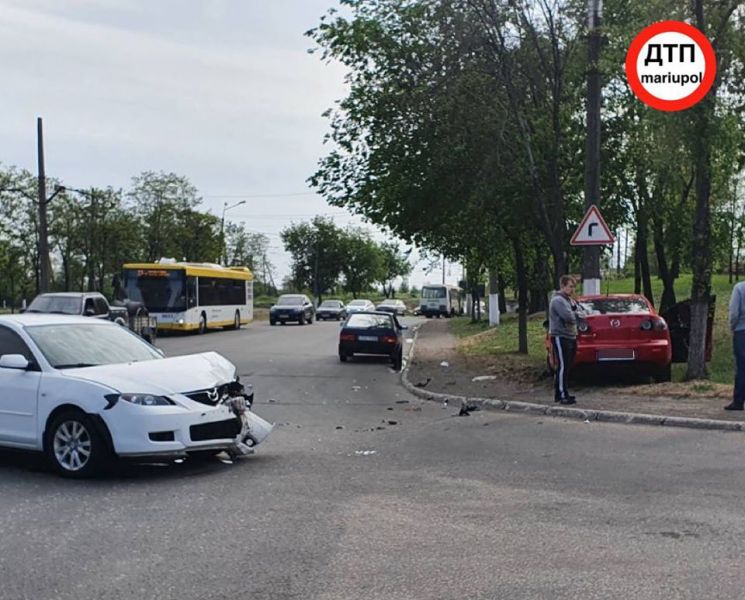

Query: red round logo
[625,20,716,112]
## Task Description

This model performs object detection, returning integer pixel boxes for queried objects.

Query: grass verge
[450,274,737,389]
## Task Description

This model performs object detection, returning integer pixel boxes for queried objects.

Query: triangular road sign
[570,205,615,246]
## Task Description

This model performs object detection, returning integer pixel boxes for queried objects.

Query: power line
[228,211,351,219]
[203,192,318,199]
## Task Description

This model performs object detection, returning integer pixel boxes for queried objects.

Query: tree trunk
[686,2,713,380]
[736,226,742,282]
[653,216,677,314]
[637,210,654,306]
[633,238,641,294]
[729,197,736,284]
[497,273,507,314]
[513,238,528,354]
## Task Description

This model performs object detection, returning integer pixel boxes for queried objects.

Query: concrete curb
[400,324,745,433]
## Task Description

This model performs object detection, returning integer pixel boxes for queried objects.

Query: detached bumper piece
[190,418,241,442]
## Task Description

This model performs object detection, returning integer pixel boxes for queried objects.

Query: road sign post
[571,205,615,295]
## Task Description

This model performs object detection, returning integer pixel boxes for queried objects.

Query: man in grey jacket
[549,275,583,405]
[726,281,745,410]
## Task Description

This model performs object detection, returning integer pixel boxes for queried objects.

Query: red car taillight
[641,318,667,331]
[382,335,397,344]
[340,333,356,342]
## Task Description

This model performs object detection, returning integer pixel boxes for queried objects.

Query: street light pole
[37,117,51,294]
[582,0,603,295]
[220,200,246,265]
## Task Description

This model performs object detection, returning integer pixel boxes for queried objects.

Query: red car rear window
[580,299,650,315]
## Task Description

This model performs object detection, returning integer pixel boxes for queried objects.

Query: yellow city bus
[121,262,253,333]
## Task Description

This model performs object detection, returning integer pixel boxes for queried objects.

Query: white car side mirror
[0,354,30,370]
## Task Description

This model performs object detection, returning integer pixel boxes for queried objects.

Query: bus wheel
[198,314,207,334]
[233,311,241,330]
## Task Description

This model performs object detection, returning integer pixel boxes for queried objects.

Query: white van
[419,284,463,318]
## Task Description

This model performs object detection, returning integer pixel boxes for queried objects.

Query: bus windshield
[422,286,447,299]
[122,269,187,312]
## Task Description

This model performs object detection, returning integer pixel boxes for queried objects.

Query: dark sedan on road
[338,312,407,370]
[317,300,347,321]
[270,294,315,326]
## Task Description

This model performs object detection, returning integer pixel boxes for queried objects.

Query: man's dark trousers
[552,335,576,401]
[733,331,745,407]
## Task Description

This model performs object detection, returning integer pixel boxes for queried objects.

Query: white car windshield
[26,323,163,369]
[349,300,369,306]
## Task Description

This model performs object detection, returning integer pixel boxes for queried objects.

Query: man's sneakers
[724,402,744,411]
[555,395,576,405]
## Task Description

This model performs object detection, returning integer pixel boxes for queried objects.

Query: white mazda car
[0,314,272,477]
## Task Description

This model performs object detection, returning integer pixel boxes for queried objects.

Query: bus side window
[186,277,197,308]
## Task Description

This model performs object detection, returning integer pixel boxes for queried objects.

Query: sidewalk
[405,318,745,424]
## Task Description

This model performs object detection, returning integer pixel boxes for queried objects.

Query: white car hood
[61,351,237,395]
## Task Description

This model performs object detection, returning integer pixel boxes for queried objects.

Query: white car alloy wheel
[53,419,93,472]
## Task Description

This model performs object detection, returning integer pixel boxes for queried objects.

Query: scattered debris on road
[440,361,449,368]
[354,450,377,456]
[414,377,431,388]
[457,400,481,417]
[472,375,498,382]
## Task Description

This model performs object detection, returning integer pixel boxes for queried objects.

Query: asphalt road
[2,318,745,599]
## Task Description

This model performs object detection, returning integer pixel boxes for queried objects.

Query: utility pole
[313,234,320,307]
[442,255,446,285]
[37,117,50,294]
[582,0,602,295]
[220,200,246,265]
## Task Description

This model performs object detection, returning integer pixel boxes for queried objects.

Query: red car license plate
[597,348,635,361]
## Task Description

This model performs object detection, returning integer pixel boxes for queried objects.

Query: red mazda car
[546,294,672,382]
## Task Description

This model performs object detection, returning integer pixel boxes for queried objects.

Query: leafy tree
[127,171,201,262]
[377,242,412,298]
[341,227,383,297]
[281,217,347,302]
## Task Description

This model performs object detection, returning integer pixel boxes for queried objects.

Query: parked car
[338,311,407,370]
[544,294,672,382]
[269,294,315,325]
[376,299,407,316]
[0,315,272,477]
[25,292,157,342]
[26,292,128,324]
[346,299,376,314]
[317,299,347,321]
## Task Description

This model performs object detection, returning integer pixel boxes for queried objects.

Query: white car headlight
[105,393,174,408]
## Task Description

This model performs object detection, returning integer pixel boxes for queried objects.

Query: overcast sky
[0,0,461,289]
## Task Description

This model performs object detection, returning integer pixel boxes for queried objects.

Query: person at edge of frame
[549,275,585,405]
[726,280,745,410]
